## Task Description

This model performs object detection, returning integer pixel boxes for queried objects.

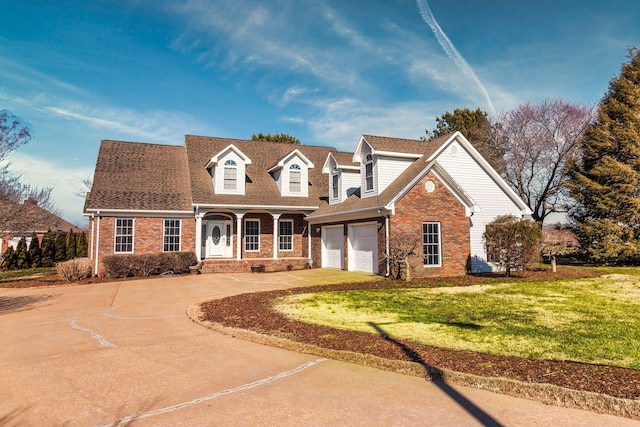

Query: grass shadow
[368,321,504,427]
[0,294,57,314]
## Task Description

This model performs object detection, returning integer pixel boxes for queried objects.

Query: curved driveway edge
[188,299,640,421]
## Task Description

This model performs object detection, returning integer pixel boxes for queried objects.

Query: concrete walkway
[1,270,638,426]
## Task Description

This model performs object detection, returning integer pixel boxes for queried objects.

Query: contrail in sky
[416,0,496,115]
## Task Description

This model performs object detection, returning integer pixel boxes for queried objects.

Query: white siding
[437,140,525,272]
[280,155,309,197]
[213,151,246,195]
[341,170,360,202]
[377,156,414,194]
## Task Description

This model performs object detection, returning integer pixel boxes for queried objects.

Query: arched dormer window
[223,159,237,190]
[331,165,339,200]
[289,163,301,193]
[365,154,374,191]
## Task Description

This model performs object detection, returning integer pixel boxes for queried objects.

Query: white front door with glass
[202,220,233,258]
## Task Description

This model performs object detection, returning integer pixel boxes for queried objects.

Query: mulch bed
[199,267,640,401]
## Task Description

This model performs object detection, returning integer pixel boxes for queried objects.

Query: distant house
[0,198,83,253]
[84,132,530,276]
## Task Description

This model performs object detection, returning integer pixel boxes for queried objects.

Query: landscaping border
[187,302,640,421]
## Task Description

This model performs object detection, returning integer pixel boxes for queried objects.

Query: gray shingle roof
[85,140,192,211]
[185,135,337,207]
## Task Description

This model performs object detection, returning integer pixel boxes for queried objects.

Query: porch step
[200,258,311,274]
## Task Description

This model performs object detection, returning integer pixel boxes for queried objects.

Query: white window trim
[289,164,302,193]
[114,218,134,254]
[163,218,182,252]
[364,154,374,192]
[223,159,238,191]
[245,219,260,252]
[279,219,294,252]
[331,172,339,200]
[422,221,442,267]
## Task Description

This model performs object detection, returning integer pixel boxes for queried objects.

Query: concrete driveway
[1,270,638,426]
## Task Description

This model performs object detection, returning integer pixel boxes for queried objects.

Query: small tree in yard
[54,233,66,262]
[76,232,88,258]
[65,230,76,260]
[386,233,420,281]
[15,237,30,270]
[28,232,42,268]
[484,215,542,276]
[2,246,16,270]
[41,231,54,267]
[541,225,577,272]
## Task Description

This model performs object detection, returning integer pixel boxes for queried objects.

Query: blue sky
[1,0,639,226]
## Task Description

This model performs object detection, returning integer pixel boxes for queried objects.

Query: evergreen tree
[54,233,66,262]
[2,246,17,270]
[568,48,640,263]
[15,237,30,269]
[41,231,55,267]
[76,232,88,258]
[28,232,42,268]
[251,132,301,144]
[65,230,76,260]
[424,107,506,173]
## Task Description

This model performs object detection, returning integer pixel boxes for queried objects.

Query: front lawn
[275,267,640,369]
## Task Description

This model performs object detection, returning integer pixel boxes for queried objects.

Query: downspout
[89,214,94,260]
[385,215,390,277]
[307,220,312,268]
[94,213,101,277]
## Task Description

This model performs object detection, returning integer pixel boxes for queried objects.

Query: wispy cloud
[416,0,496,115]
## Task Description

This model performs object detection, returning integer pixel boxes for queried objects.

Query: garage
[348,223,379,274]
[322,226,344,269]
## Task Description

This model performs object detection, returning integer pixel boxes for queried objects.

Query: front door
[204,220,232,258]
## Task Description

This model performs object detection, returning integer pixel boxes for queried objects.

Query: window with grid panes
[163,219,181,252]
[115,218,133,253]
[245,219,260,251]
[422,222,441,266]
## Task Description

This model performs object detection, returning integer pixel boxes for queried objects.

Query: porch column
[195,211,203,261]
[272,213,281,260]
[236,212,244,260]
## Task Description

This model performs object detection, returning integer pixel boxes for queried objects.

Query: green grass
[0,267,56,283]
[275,269,640,369]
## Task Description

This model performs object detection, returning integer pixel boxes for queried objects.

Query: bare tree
[541,225,577,273]
[1,110,58,237]
[72,173,93,198]
[385,233,420,281]
[497,99,594,223]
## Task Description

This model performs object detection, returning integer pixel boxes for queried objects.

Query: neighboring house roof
[84,140,193,213]
[0,198,83,234]
[184,135,337,208]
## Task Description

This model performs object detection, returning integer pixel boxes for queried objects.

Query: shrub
[2,247,17,270]
[29,232,42,268]
[101,251,197,278]
[41,231,55,267]
[54,233,66,262]
[65,230,76,261]
[15,237,30,270]
[56,258,92,282]
[76,232,88,258]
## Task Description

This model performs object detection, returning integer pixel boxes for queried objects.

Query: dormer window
[223,159,237,190]
[332,172,339,199]
[365,154,374,191]
[289,164,301,193]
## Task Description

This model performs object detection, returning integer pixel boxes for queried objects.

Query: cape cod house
[84,132,530,276]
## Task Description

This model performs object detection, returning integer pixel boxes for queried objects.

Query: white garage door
[322,226,343,269]
[349,223,378,274]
